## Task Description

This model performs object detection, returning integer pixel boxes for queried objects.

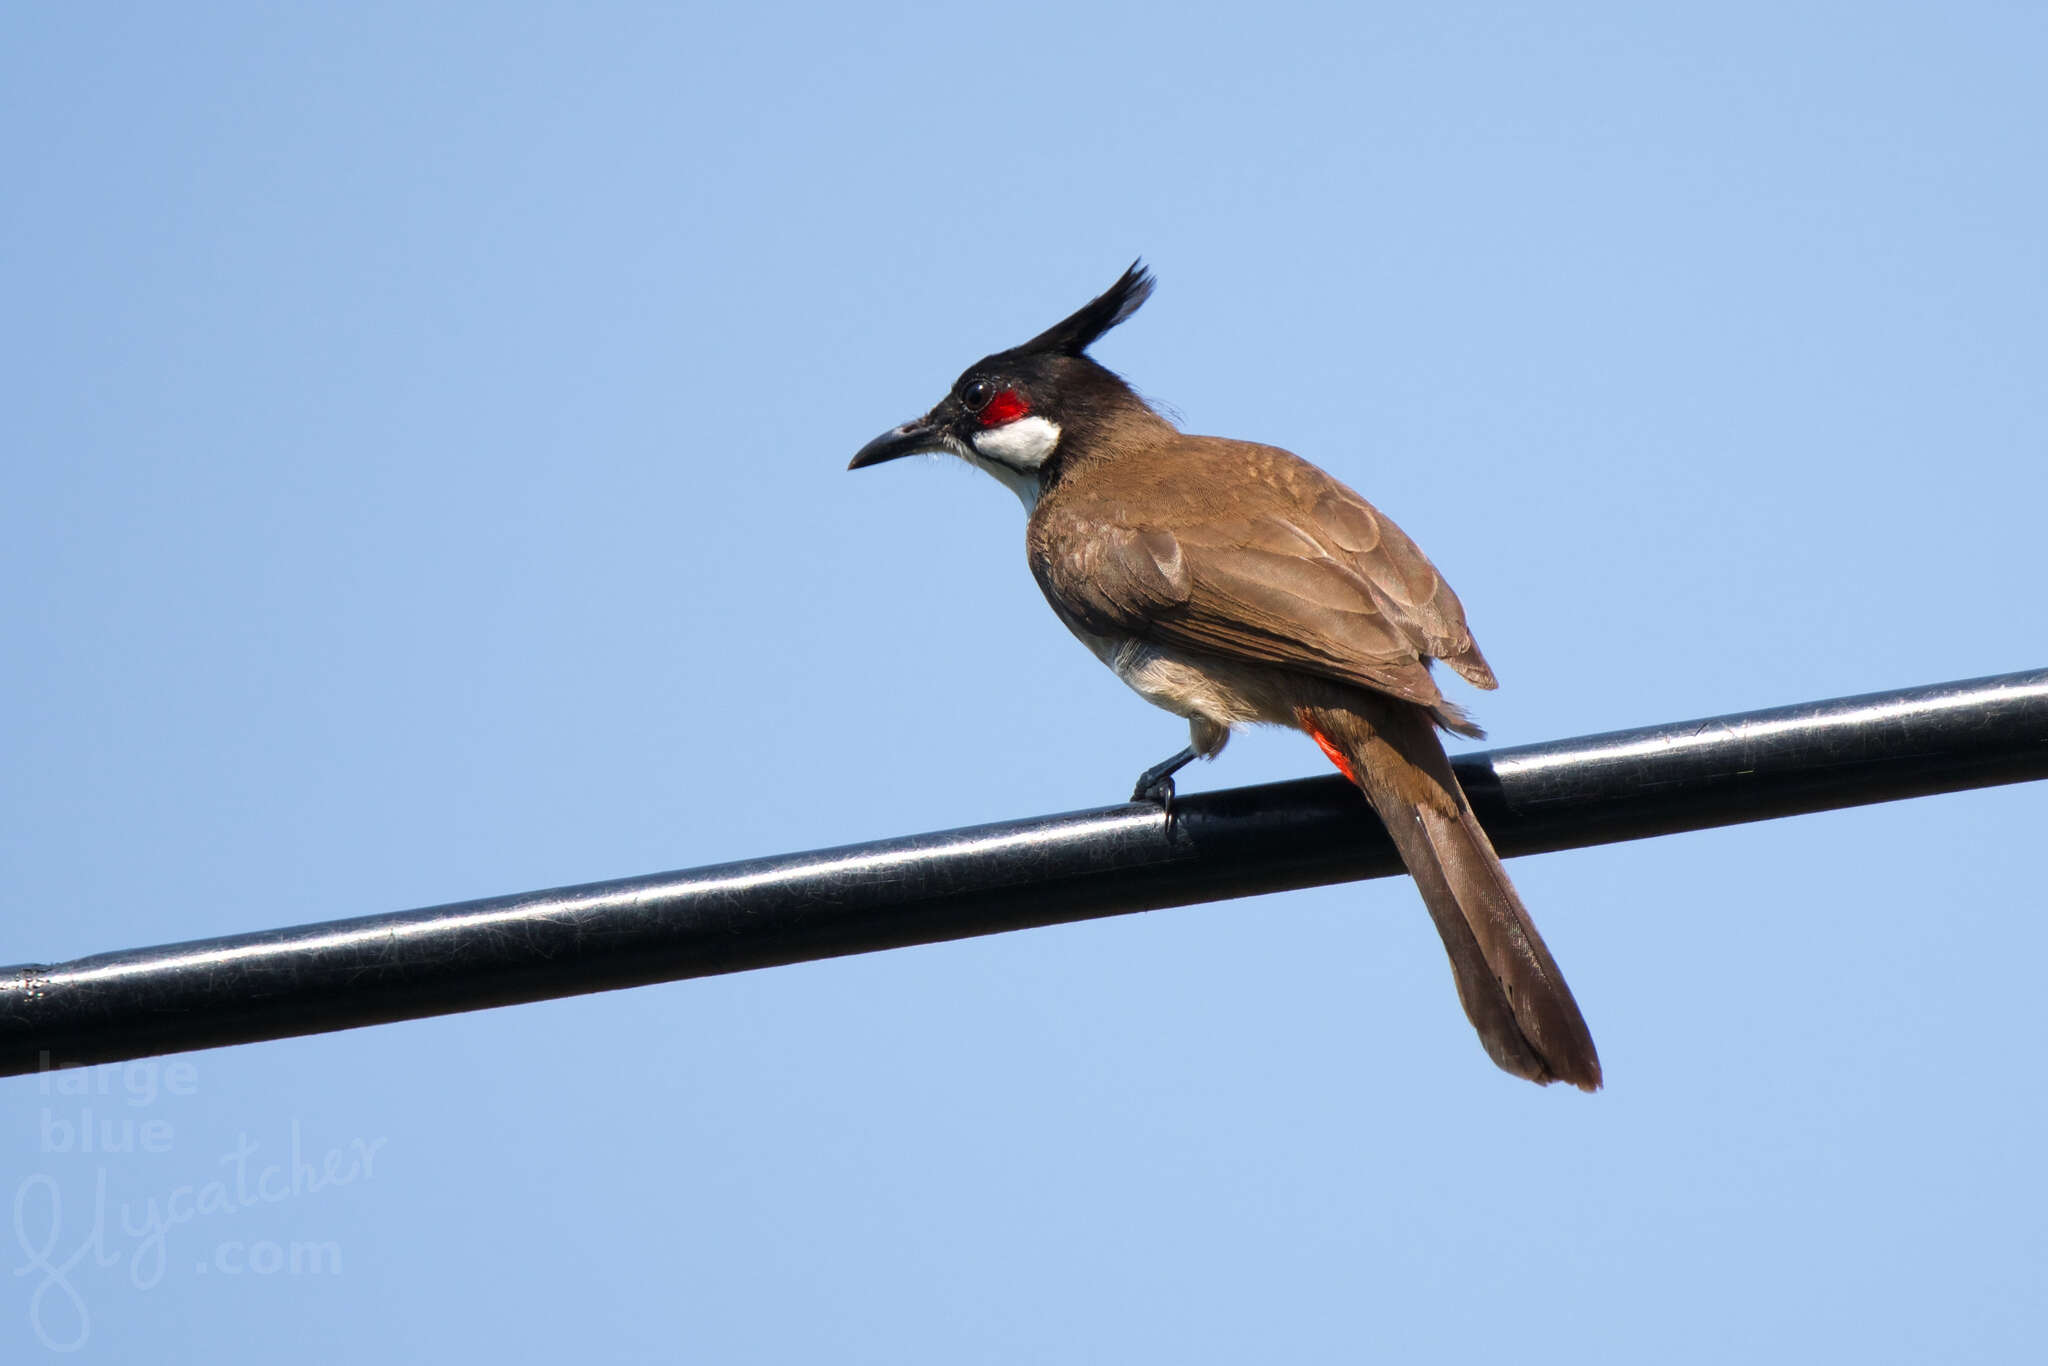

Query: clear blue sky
[5,4,2044,1361]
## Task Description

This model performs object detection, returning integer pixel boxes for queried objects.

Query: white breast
[964,453,1044,512]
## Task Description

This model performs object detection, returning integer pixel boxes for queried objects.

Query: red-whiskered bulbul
[849,263,1601,1090]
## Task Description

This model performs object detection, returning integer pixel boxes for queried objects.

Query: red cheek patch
[979,389,1030,427]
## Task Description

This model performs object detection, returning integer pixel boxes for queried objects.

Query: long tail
[1297,697,1603,1091]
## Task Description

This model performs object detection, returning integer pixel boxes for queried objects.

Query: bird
[848,262,1601,1090]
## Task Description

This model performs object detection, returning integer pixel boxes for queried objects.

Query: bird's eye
[960,379,993,410]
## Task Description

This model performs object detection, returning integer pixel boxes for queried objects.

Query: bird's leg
[1130,746,1199,812]
[1131,719,1230,815]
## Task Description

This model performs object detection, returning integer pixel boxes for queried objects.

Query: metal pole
[4,669,2044,1076]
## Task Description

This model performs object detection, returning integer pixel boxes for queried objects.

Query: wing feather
[1028,439,1496,707]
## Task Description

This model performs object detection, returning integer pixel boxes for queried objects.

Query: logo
[10,1055,387,1353]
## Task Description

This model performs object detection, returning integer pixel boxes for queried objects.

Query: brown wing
[1029,439,1495,710]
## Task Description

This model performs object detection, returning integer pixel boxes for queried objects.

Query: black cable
[4,668,2043,1077]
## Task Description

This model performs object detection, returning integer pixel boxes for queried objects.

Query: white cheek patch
[970,415,1061,470]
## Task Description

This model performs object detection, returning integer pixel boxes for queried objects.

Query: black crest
[1017,260,1155,358]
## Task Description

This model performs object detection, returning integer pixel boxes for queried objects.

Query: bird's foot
[1130,746,1198,816]
[1131,773,1177,814]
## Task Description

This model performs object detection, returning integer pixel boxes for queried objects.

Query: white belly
[1063,621,1276,731]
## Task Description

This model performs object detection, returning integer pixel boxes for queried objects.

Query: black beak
[849,417,945,471]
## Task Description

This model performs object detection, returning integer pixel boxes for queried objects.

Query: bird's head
[849,261,1157,508]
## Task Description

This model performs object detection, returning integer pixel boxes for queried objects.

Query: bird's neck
[1043,402,1180,484]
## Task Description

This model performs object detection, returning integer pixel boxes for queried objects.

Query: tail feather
[1298,699,1602,1091]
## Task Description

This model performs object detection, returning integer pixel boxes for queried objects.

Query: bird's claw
[1132,774,1177,815]
[1129,745,1198,820]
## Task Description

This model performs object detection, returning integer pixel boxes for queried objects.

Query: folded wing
[1029,440,1495,720]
